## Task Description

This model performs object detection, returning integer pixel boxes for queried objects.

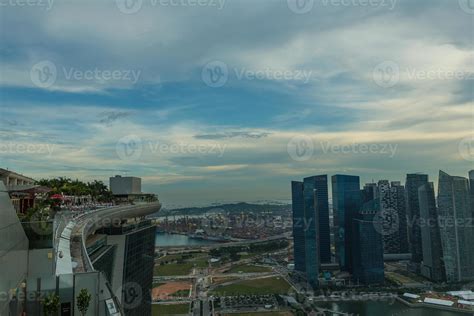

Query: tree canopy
[36,177,113,202]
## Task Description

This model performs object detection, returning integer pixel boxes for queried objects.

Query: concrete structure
[438,170,474,282]
[109,175,142,195]
[97,221,156,316]
[1,177,161,315]
[0,168,35,186]
[0,182,29,315]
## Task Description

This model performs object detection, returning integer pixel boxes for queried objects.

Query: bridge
[156,233,290,252]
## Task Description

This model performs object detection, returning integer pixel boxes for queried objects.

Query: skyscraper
[304,175,331,264]
[292,181,306,273]
[332,175,361,272]
[352,200,385,285]
[418,182,445,282]
[405,173,429,272]
[98,220,157,316]
[362,182,377,204]
[438,170,474,282]
[302,177,321,288]
[469,170,474,215]
[378,180,408,254]
[291,175,331,288]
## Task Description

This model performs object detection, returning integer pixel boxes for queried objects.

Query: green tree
[43,293,60,316]
[76,288,92,316]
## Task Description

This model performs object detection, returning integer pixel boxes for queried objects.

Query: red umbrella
[50,194,64,200]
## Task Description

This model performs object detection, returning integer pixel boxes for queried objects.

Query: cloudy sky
[0,0,473,206]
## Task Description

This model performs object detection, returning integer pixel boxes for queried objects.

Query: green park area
[226,264,272,274]
[152,303,190,315]
[211,277,291,296]
[154,262,193,276]
[155,252,209,276]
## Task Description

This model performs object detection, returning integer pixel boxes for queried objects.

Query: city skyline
[1,0,473,206]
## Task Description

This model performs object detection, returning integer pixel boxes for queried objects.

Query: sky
[0,0,473,207]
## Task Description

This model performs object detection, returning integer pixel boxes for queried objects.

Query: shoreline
[396,296,474,315]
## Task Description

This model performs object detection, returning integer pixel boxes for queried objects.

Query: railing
[60,202,161,315]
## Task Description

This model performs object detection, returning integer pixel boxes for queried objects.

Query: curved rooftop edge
[55,202,161,315]
[56,202,161,275]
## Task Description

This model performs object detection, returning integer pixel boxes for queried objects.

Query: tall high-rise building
[304,175,331,264]
[469,170,474,215]
[362,183,377,203]
[352,200,385,285]
[291,181,306,273]
[377,180,408,254]
[291,175,331,288]
[332,175,361,272]
[418,182,445,282]
[438,170,474,282]
[405,173,429,271]
[302,177,321,288]
[98,220,156,316]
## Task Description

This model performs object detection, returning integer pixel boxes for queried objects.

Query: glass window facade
[331,175,361,273]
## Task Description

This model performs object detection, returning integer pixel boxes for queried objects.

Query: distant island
[154,202,291,217]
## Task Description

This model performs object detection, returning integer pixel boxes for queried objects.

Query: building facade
[438,170,474,282]
[378,180,408,254]
[110,175,142,195]
[332,175,361,272]
[405,173,429,272]
[418,182,445,282]
[304,175,331,264]
[291,181,306,273]
[352,201,385,285]
[291,175,331,288]
[301,176,321,288]
[98,220,156,316]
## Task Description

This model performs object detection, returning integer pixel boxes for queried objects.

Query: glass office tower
[438,171,474,282]
[303,175,331,264]
[291,175,330,288]
[300,176,320,288]
[291,181,306,273]
[405,173,429,272]
[332,175,361,272]
[352,200,385,285]
[418,182,445,282]
[99,220,156,316]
